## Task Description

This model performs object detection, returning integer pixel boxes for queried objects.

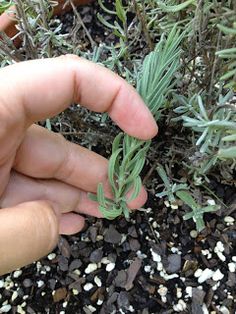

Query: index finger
[0,55,158,140]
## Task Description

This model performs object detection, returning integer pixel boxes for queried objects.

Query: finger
[13,125,148,209]
[59,213,85,235]
[14,124,109,193]
[0,170,102,217]
[0,55,158,141]
[0,201,59,276]
[0,171,148,218]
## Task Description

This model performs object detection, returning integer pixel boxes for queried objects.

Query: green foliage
[174,92,236,181]
[0,0,12,14]
[176,190,220,232]
[156,164,188,203]
[90,26,183,219]
[97,0,128,44]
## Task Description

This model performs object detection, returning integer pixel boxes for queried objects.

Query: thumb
[0,201,59,275]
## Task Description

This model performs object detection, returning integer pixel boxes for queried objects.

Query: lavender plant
[176,190,220,232]
[89,26,183,219]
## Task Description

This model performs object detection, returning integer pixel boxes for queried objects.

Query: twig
[68,0,96,48]
[133,0,154,51]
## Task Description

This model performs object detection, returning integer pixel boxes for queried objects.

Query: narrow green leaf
[97,182,106,207]
[218,146,236,158]
[176,190,198,209]
[126,176,142,202]
[217,24,236,35]
[115,0,126,24]
[222,133,236,141]
[157,0,196,12]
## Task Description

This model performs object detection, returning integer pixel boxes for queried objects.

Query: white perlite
[202,303,209,314]
[94,276,102,287]
[106,262,116,272]
[173,300,187,312]
[47,253,56,260]
[36,280,44,288]
[158,285,168,302]
[214,241,226,261]
[218,305,230,314]
[150,249,161,262]
[13,270,22,278]
[197,268,214,283]
[0,280,4,288]
[144,265,151,273]
[212,269,224,281]
[224,216,235,224]
[11,291,18,302]
[0,304,11,313]
[228,262,236,273]
[85,263,98,274]
[97,299,103,306]
[185,286,192,298]
[83,283,93,291]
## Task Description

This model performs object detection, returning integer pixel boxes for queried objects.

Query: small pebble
[106,262,115,272]
[190,230,198,238]
[83,283,93,291]
[212,269,224,281]
[85,263,98,274]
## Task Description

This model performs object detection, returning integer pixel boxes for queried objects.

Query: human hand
[0,55,158,275]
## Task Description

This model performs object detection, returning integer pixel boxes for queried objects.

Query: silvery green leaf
[115,0,126,24]
[97,183,106,207]
[157,0,196,13]
[108,148,122,192]
[176,190,198,210]
[126,176,142,202]
[222,133,236,141]
[112,132,123,154]
[88,193,98,202]
[218,146,236,159]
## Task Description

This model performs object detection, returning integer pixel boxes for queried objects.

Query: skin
[0,55,158,275]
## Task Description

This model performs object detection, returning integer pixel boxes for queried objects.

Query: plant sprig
[176,190,220,232]
[90,26,183,219]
